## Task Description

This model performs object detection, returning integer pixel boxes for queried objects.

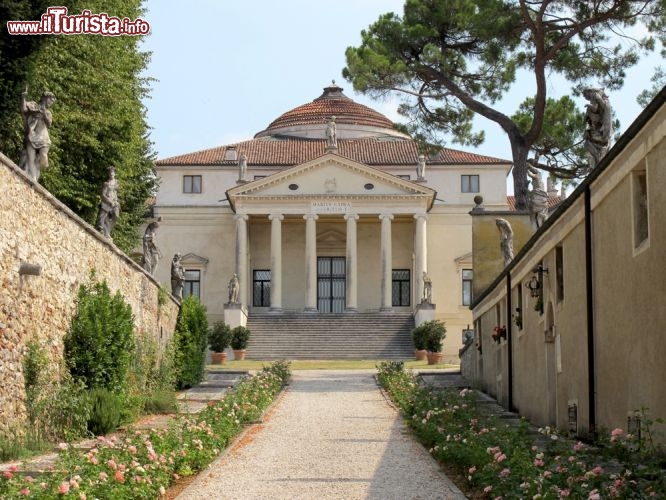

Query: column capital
[414,213,428,221]
[303,213,319,221]
[234,213,249,222]
[379,213,394,221]
[268,213,284,221]
[344,213,359,221]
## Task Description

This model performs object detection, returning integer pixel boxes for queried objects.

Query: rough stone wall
[0,153,179,435]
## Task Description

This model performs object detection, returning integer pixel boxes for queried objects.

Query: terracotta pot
[211,352,227,364]
[415,349,428,361]
[233,349,246,361]
[427,351,443,365]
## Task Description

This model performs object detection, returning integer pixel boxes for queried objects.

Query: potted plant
[209,321,232,364]
[231,326,251,360]
[423,320,447,365]
[410,323,430,361]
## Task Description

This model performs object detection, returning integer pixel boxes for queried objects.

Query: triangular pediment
[227,154,436,207]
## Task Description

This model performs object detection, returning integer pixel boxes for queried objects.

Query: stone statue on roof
[238,153,247,182]
[416,154,426,181]
[325,115,337,149]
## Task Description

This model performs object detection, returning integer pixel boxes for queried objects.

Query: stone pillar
[304,213,318,312]
[379,213,394,312]
[234,213,249,308]
[414,213,428,304]
[344,213,359,312]
[269,213,284,311]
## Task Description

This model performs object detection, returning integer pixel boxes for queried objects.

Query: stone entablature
[0,153,179,435]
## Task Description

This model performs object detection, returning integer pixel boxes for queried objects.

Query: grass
[208,359,460,371]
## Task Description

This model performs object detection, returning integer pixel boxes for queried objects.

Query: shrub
[410,324,430,350]
[422,320,447,352]
[231,326,251,350]
[87,388,123,436]
[209,321,233,352]
[64,275,135,393]
[173,295,209,389]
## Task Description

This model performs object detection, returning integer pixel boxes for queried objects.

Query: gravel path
[178,370,466,500]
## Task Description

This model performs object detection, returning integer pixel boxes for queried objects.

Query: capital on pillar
[234,213,249,222]
[269,213,284,222]
[303,213,319,221]
[344,213,359,221]
[379,213,394,221]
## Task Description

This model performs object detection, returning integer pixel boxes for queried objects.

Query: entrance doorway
[317,257,346,313]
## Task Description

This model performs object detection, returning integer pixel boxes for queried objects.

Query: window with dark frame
[392,269,410,307]
[461,174,480,193]
[183,269,200,299]
[183,175,202,193]
[462,269,473,306]
[253,269,271,307]
[634,170,649,248]
[556,246,564,302]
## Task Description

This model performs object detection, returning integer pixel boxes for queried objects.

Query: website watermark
[7,7,150,36]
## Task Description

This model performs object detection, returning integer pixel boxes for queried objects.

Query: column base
[303,307,318,313]
[345,307,358,313]
[379,306,394,313]
[268,307,283,313]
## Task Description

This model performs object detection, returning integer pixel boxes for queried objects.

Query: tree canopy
[0,0,156,252]
[343,0,666,209]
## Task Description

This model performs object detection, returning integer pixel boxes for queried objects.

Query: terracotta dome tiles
[156,137,510,167]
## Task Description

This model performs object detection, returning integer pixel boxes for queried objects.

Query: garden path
[177,370,467,500]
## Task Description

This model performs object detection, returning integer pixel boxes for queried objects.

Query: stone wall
[0,153,179,435]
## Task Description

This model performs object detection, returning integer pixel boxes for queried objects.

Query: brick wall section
[0,153,179,435]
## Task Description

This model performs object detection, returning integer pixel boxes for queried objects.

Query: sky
[140,0,663,173]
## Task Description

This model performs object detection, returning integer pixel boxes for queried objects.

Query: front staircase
[245,312,415,360]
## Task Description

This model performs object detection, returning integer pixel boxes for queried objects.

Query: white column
[269,213,284,311]
[344,213,359,312]
[234,213,249,308]
[303,213,318,312]
[379,213,394,312]
[414,213,428,304]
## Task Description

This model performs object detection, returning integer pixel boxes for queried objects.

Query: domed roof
[254,81,407,139]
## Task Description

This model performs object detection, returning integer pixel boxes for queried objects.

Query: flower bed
[0,361,290,499]
[376,361,665,498]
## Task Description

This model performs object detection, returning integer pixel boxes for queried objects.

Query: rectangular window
[556,246,564,302]
[462,269,473,306]
[183,270,200,299]
[183,175,202,193]
[397,174,411,180]
[633,170,649,248]
[461,175,480,193]
[516,282,523,330]
[392,269,410,307]
[253,269,271,307]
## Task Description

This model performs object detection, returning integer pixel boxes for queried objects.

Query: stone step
[245,312,415,360]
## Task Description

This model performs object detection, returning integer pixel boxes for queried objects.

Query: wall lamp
[526,265,548,298]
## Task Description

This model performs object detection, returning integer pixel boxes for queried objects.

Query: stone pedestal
[224,302,247,328]
[414,301,436,326]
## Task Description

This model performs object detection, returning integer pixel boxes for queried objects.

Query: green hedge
[173,296,209,389]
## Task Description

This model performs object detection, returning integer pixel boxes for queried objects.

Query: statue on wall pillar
[527,165,549,228]
[171,253,185,299]
[19,87,56,181]
[142,220,161,275]
[496,218,514,267]
[96,166,120,238]
[583,88,612,171]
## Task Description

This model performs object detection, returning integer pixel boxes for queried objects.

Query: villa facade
[152,83,512,361]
